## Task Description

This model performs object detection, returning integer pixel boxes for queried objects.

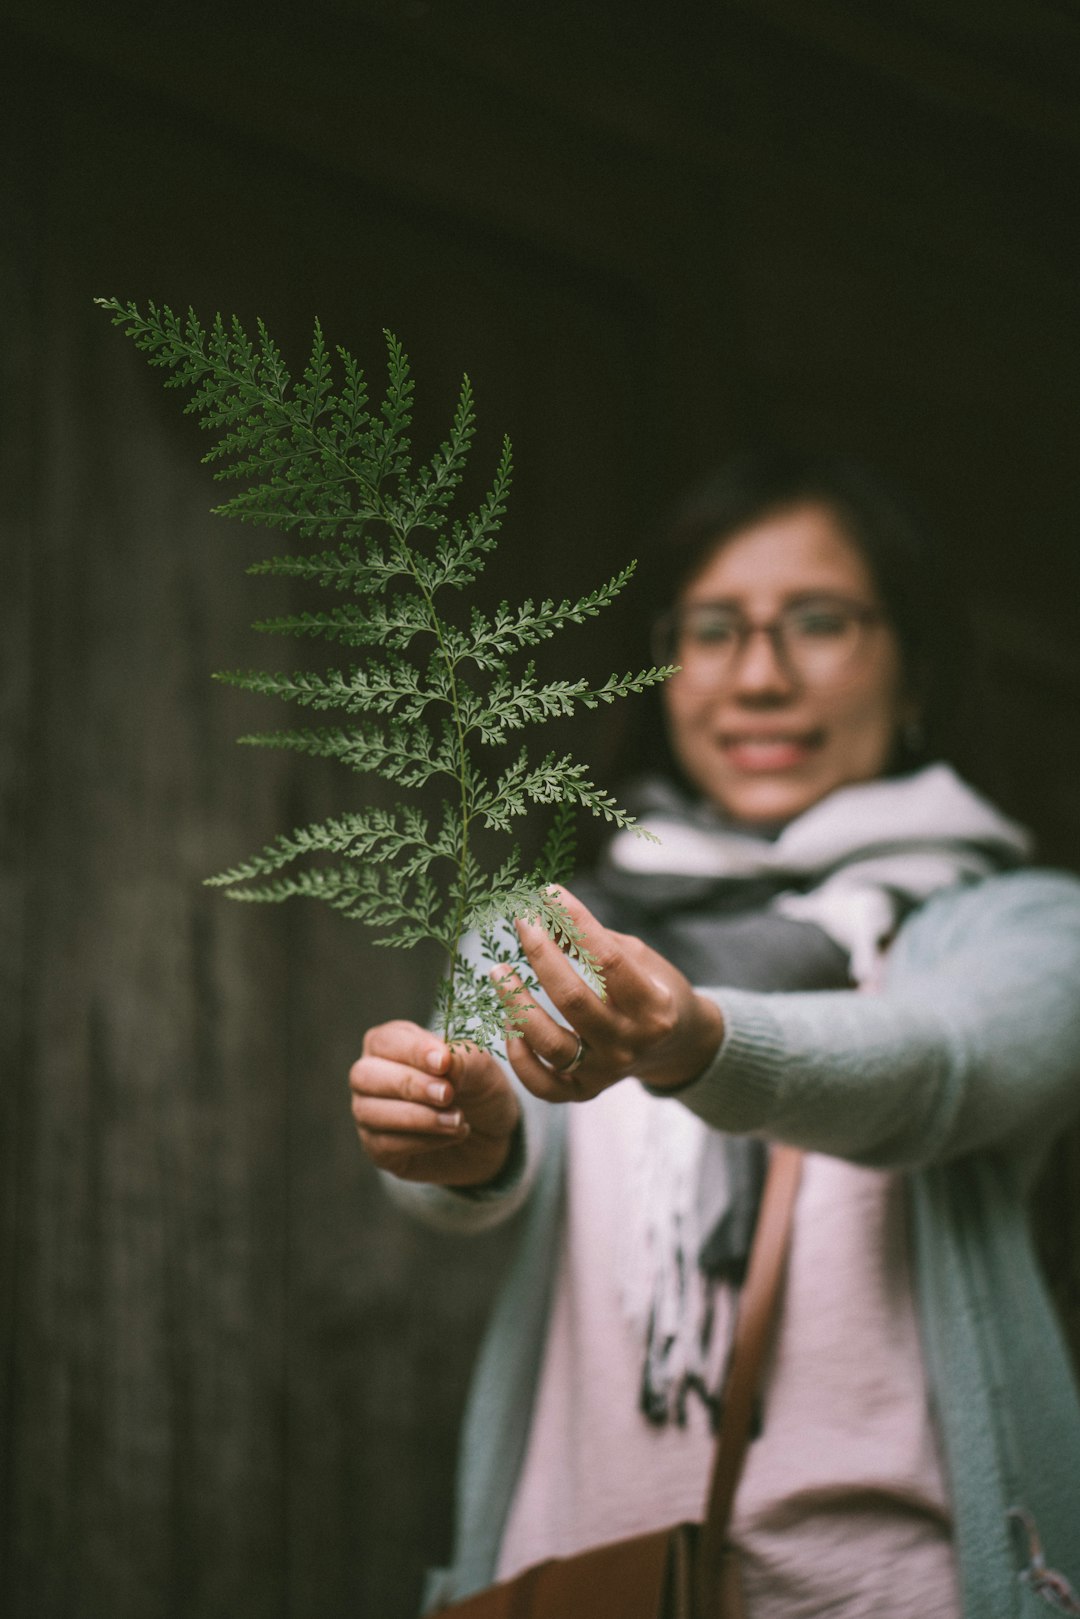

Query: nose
[731,625,798,699]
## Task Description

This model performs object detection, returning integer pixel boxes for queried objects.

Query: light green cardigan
[390,871,1080,1616]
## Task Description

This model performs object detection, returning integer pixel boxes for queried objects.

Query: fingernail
[425,1047,449,1073]
[436,1110,463,1129]
[426,1080,450,1104]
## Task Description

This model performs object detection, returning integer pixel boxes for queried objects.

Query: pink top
[496,1082,960,1618]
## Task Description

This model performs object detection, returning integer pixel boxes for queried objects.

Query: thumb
[447,1041,504,1099]
[447,1041,520,1138]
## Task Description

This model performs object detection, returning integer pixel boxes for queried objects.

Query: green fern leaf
[97,296,671,1051]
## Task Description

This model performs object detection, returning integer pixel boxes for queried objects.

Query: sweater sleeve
[674,870,1080,1170]
[379,1074,552,1232]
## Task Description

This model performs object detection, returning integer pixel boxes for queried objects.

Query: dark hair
[624,448,968,791]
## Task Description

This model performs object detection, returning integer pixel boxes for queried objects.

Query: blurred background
[2,4,1079,1615]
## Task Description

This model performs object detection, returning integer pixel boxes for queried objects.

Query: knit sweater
[387,870,1080,1617]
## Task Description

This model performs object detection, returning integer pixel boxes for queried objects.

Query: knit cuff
[451,1114,527,1201]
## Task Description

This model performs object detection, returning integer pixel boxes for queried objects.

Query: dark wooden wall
[3,6,1079,1616]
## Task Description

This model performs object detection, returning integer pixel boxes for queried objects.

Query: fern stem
[394,524,472,1041]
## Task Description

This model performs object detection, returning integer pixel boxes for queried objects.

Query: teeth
[720,736,817,764]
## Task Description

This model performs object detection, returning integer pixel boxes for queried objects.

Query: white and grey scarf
[578,764,1031,1428]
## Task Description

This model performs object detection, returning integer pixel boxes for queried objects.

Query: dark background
[3,5,1080,1616]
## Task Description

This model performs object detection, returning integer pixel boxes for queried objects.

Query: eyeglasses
[651,597,884,688]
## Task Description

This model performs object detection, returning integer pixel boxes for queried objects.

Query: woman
[351,453,1080,1617]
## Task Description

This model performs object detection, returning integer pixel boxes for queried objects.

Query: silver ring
[558,1033,587,1075]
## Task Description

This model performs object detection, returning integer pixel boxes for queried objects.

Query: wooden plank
[0,39,677,1619]
[0,97,37,1615]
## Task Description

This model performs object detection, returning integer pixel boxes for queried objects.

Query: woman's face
[662,502,914,826]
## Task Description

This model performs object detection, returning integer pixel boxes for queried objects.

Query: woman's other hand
[350,1021,521,1186]
[497,887,725,1102]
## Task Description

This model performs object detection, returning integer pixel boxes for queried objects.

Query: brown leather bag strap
[700,1143,804,1564]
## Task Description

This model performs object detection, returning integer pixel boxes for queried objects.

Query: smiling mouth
[719,732,825,771]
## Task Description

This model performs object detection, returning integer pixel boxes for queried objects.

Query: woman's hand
[496,886,725,1102]
[350,1020,521,1187]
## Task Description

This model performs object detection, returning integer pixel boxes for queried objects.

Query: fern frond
[537,800,577,885]
[331,347,373,455]
[465,662,674,743]
[475,750,640,831]
[246,536,419,594]
[294,320,334,426]
[407,374,475,519]
[205,803,435,889]
[369,330,414,483]
[580,667,678,707]
[235,721,454,788]
[463,563,638,666]
[212,657,432,717]
[522,886,606,998]
[429,437,512,591]
[252,594,432,650]
[100,296,674,1053]
[463,880,604,1001]
[218,863,366,907]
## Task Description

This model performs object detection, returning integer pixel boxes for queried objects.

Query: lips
[719,731,824,772]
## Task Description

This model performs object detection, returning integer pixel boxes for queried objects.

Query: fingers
[352,1022,464,1147]
[352,1043,456,1105]
[514,887,657,1033]
[352,1097,467,1142]
[351,1052,461,1111]
[498,886,711,1099]
[356,1020,499,1106]
[362,1018,452,1078]
[350,1042,469,1154]
[492,969,583,1073]
[504,1024,588,1102]
[350,1019,521,1179]
[492,966,602,1102]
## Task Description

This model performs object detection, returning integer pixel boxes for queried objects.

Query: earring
[903,716,926,755]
